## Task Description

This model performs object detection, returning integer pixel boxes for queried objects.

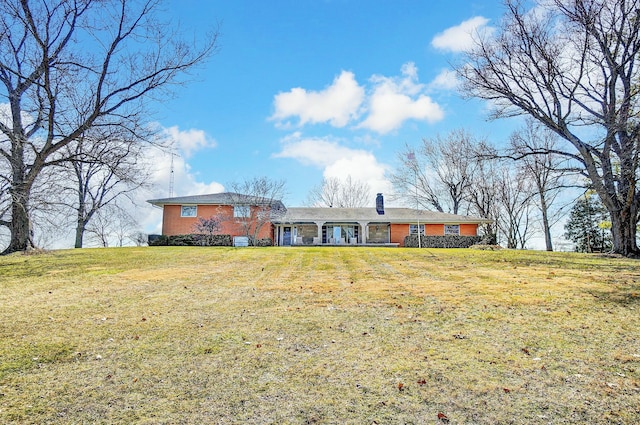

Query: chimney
[376,193,384,215]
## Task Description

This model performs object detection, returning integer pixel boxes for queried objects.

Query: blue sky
[141,0,524,234]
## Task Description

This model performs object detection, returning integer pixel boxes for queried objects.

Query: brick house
[148,192,284,242]
[148,192,490,247]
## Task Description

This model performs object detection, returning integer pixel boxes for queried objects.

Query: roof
[148,193,490,224]
[147,192,284,208]
[272,207,490,224]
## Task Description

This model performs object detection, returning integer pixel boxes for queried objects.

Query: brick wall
[162,204,273,240]
[390,223,479,247]
[460,223,478,236]
[390,224,409,245]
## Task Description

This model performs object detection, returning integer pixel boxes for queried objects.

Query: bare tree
[192,215,223,246]
[391,129,477,214]
[227,177,287,245]
[85,202,137,247]
[0,0,218,254]
[427,130,477,214]
[495,166,536,249]
[84,209,112,248]
[466,150,500,241]
[508,119,572,251]
[457,0,640,256]
[129,231,148,247]
[15,165,68,247]
[392,144,445,212]
[58,127,150,248]
[306,175,371,208]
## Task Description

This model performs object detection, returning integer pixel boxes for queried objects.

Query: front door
[283,227,292,246]
[333,226,341,244]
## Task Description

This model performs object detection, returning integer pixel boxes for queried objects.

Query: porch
[274,222,391,246]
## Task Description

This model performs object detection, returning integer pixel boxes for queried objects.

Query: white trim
[233,205,250,218]
[444,224,460,235]
[409,224,425,235]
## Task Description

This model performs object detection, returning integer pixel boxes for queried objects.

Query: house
[147,192,490,247]
[147,192,285,242]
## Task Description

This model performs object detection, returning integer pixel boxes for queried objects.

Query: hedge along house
[271,207,490,247]
[147,192,286,243]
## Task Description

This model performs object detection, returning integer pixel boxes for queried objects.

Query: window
[181,205,197,217]
[444,224,460,235]
[234,205,250,218]
[409,224,425,235]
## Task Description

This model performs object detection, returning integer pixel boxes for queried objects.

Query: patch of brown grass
[0,247,639,424]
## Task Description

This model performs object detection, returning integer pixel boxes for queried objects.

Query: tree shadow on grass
[587,284,640,306]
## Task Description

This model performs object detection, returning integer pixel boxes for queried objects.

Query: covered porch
[274,221,391,246]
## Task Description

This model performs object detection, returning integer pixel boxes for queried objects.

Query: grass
[0,246,639,424]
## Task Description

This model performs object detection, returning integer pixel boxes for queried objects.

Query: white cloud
[431,16,494,53]
[163,126,217,158]
[137,124,222,234]
[269,63,445,134]
[323,156,392,201]
[429,68,460,91]
[137,134,224,235]
[272,132,359,167]
[0,102,35,130]
[273,132,393,204]
[144,149,224,199]
[358,63,444,134]
[270,71,364,128]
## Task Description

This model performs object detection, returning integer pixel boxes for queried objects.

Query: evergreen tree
[564,194,612,253]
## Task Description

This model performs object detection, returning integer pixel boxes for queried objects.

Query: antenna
[169,153,175,197]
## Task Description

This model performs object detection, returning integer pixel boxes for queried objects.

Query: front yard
[0,247,638,423]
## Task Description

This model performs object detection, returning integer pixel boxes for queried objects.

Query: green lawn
[0,247,638,424]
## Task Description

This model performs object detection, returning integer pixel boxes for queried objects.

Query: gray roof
[148,193,490,224]
[147,192,283,208]
[273,207,490,224]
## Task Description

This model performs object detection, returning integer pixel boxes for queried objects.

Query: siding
[388,223,479,246]
[390,224,409,246]
[425,224,444,236]
[460,223,478,236]
[162,204,273,240]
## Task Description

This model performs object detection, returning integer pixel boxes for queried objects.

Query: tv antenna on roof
[169,153,175,197]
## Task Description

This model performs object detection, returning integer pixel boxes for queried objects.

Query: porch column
[314,221,324,244]
[358,221,369,244]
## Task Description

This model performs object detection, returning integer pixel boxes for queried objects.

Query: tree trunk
[610,208,639,256]
[2,189,33,254]
[74,219,86,248]
[539,194,553,251]
[74,195,87,248]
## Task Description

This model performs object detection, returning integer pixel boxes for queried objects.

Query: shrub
[479,233,497,245]
[206,234,233,246]
[253,238,273,247]
[148,235,168,246]
[170,234,200,246]
[404,235,483,248]
[149,234,232,247]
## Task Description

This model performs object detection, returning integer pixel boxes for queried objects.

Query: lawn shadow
[587,283,640,306]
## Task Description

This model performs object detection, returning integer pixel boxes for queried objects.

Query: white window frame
[409,224,425,235]
[444,224,460,235]
[180,205,197,217]
[234,205,251,218]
